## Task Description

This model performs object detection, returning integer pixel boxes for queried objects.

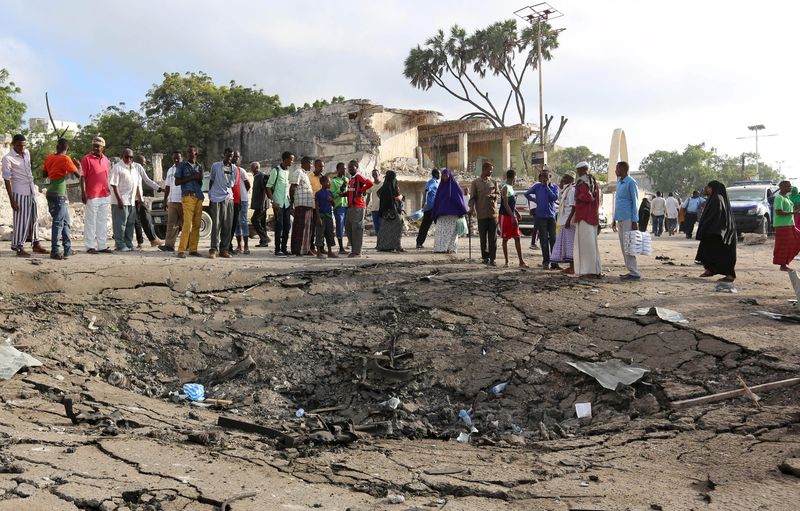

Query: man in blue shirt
[681,190,706,239]
[416,168,440,249]
[612,161,640,280]
[174,144,204,258]
[524,170,560,269]
[207,147,235,258]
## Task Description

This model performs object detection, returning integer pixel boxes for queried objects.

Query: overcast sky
[3,0,795,178]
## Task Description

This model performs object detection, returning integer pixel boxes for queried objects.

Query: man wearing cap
[573,161,603,278]
[109,148,143,251]
[2,134,48,257]
[80,136,112,254]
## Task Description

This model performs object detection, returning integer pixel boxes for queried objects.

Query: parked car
[514,191,535,236]
[150,198,213,240]
[726,181,779,235]
[598,208,608,232]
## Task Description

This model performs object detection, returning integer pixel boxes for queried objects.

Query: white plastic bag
[624,230,652,256]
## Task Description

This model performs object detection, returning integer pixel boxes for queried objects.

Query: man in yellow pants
[174,145,205,258]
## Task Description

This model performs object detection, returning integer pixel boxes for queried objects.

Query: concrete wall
[215,100,440,172]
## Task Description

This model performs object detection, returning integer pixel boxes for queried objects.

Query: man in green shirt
[330,162,349,254]
[772,180,800,271]
[266,151,293,257]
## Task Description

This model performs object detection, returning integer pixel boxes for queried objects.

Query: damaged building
[215,99,534,212]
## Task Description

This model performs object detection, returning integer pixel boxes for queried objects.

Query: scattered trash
[490,381,510,395]
[295,408,305,418]
[387,494,406,504]
[579,481,589,487]
[567,359,650,391]
[511,423,523,434]
[715,282,737,293]
[380,397,401,410]
[458,409,473,427]
[736,375,761,409]
[635,306,688,324]
[87,315,99,331]
[739,298,759,306]
[750,311,800,324]
[0,338,43,380]
[107,371,128,388]
[670,377,800,409]
[742,233,767,245]
[217,416,298,448]
[199,355,256,385]
[183,383,205,402]
[54,374,65,381]
[456,432,470,443]
[575,402,592,418]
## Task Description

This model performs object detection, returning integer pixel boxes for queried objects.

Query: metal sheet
[635,306,688,324]
[567,359,649,391]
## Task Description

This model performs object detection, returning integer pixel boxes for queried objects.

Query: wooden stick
[736,375,761,409]
[670,377,800,409]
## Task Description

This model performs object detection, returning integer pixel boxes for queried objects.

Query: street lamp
[736,124,777,180]
[515,3,564,173]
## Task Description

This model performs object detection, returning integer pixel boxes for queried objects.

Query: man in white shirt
[650,191,667,237]
[109,148,143,251]
[159,150,184,252]
[2,134,48,257]
[133,155,163,248]
[665,192,680,236]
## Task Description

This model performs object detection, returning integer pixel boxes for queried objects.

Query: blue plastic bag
[183,383,205,402]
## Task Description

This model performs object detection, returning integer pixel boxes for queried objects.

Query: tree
[71,104,149,159]
[546,146,608,182]
[0,68,26,133]
[142,72,297,159]
[301,96,346,110]
[404,20,561,128]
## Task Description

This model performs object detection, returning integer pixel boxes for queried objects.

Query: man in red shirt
[344,159,373,258]
[572,162,602,278]
[80,136,112,254]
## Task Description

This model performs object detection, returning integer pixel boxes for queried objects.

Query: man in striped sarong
[2,134,48,257]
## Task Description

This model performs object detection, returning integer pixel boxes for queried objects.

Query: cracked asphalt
[0,233,798,510]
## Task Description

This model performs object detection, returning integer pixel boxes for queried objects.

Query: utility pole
[515,3,564,174]
[736,124,777,181]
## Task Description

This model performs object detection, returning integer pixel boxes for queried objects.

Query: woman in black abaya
[695,180,737,282]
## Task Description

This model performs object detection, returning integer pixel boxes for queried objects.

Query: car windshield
[727,188,766,202]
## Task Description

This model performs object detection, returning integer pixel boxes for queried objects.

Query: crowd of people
[3,133,800,281]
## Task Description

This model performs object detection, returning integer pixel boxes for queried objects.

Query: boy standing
[314,175,338,259]
[498,169,527,268]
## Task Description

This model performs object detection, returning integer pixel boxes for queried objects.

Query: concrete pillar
[457,133,469,172]
[501,134,511,171]
[151,153,164,182]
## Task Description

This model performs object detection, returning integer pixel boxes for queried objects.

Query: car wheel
[154,225,167,239]
[199,211,213,239]
[521,228,532,236]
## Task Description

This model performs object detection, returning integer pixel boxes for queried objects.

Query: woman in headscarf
[375,170,405,252]
[638,196,651,232]
[432,168,468,253]
[695,180,736,282]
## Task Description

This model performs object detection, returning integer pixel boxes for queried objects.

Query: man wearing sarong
[2,134,48,257]
[290,156,315,256]
[772,180,800,272]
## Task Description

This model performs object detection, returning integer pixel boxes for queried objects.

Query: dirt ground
[0,230,798,511]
